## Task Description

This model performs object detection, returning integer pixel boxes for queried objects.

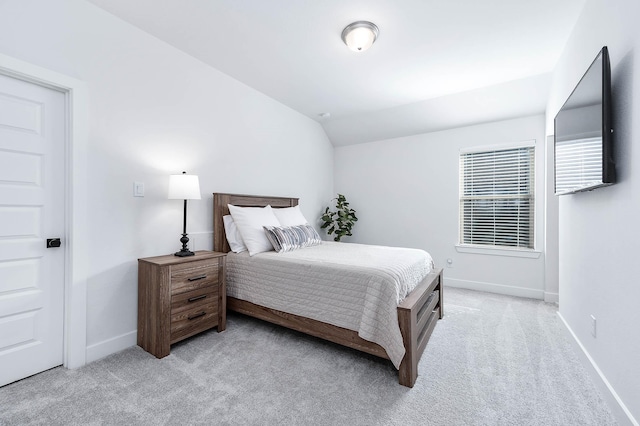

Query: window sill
[455,244,541,259]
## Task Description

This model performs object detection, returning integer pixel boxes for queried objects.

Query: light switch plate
[134,182,145,197]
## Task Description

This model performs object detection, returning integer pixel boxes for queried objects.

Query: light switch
[134,182,145,197]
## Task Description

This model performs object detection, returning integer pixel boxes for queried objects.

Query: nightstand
[137,250,227,358]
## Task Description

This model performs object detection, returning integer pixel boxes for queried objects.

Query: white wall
[0,0,333,361]
[546,0,640,423]
[334,115,548,300]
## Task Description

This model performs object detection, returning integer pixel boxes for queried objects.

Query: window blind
[459,146,534,249]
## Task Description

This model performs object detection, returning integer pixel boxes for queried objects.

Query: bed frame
[213,192,444,387]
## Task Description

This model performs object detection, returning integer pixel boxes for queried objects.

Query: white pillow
[222,215,247,253]
[273,205,309,226]
[227,204,280,256]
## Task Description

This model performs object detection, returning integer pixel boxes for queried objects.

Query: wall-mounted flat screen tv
[554,46,615,195]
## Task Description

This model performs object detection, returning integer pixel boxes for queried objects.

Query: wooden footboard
[397,268,444,387]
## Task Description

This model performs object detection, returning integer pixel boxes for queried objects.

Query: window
[459,145,534,249]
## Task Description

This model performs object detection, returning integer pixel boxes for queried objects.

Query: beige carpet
[0,288,617,425]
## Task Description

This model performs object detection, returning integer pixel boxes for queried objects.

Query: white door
[0,73,65,387]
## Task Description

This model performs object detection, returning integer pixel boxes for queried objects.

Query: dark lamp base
[174,232,194,257]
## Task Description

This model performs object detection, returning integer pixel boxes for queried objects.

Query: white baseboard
[85,330,137,364]
[445,278,544,300]
[557,312,638,426]
[543,291,559,304]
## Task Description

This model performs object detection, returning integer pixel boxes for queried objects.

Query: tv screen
[554,46,615,195]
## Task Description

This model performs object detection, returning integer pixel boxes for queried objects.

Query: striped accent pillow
[263,224,322,253]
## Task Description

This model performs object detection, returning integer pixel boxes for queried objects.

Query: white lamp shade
[342,21,379,52]
[168,173,201,200]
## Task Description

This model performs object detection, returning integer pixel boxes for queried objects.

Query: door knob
[46,238,62,248]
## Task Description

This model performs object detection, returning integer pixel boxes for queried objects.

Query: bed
[213,193,444,387]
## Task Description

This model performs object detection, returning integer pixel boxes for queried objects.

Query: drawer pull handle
[187,295,207,303]
[188,311,206,320]
[187,274,207,282]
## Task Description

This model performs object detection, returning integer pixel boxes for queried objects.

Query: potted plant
[320,194,358,242]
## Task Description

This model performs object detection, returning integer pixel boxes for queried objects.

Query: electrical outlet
[446,258,453,268]
[590,315,597,338]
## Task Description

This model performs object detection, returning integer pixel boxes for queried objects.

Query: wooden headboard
[213,193,299,253]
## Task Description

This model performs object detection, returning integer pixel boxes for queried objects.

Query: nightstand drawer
[170,301,218,343]
[171,285,218,314]
[171,263,219,295]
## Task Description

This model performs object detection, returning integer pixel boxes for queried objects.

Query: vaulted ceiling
[87,0,586,145]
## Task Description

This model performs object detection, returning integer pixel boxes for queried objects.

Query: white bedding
[225,241,434,368]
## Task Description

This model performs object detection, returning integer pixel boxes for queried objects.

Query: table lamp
[168,171,201,257]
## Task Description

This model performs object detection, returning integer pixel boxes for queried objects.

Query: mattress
[225,241,434,368]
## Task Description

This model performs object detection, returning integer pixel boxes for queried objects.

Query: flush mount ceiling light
[341,21,379,52]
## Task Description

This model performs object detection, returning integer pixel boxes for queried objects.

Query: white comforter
[225,241,434,368]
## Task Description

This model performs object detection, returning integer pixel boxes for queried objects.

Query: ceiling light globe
[341,21,379,52]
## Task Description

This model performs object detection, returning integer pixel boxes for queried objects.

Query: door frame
[0,53,88,369]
